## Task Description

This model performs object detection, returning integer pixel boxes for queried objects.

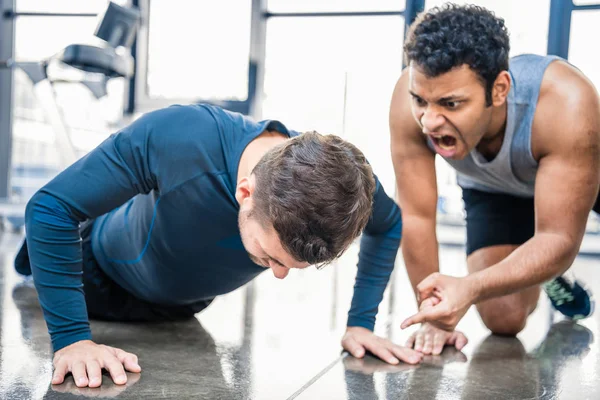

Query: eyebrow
[439,95,464,103]
[409,91,464,103]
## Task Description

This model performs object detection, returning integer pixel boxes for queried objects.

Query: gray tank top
[435,54,563,198]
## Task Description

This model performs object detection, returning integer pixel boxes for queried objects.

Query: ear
[491,70,511,107]
[235,174,256,207]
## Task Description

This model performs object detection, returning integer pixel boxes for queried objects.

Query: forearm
[468,232,578,303]
[347,217,401,330]
[401,216,440,296]
[26,191,92,352]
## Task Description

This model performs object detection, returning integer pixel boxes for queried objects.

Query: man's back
[91,104,281,305]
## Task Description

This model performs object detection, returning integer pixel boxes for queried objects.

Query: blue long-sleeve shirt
[25,104,402,352]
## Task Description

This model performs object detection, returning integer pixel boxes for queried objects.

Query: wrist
[346,325,371,333]
[346,316,374,332]
[464,272,483,304]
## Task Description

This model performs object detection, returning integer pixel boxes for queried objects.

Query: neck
[237,130,288,183]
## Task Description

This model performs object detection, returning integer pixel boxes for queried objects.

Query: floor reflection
[0,231,349,399]
[1,231,600,399]
[297,317,596,399]
[8,279,241,398]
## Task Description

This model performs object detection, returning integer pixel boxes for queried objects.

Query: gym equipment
[4,2,140,167]
[0,2,141,230]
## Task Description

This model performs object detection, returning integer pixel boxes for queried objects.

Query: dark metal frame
[547,0,600,58]
[133,0,425,118]
[265,11,404,17]
[126,0,139,114]
[3,11,97,17]
[133,0,267,116]
[0,0,15,200]
[0,1,135,211]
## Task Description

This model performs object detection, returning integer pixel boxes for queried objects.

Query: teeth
[438,140,454,150]
[429,134,455,151]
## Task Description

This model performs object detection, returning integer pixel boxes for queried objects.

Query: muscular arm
[390,71,440,295]
[468,63,600,301]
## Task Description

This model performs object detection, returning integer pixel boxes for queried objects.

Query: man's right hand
[52,340,141,387]
[405,323,468,355]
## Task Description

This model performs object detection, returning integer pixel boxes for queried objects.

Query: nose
[271,264,290,279]
[420,107,445,134]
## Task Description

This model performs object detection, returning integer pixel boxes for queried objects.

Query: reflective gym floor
[0,229,598,399]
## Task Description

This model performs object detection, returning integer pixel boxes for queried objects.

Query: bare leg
[467,244,541,335]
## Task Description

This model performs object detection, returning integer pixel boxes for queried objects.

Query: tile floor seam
[285,352,350,400]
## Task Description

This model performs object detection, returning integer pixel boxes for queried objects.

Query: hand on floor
[52,340,141,388]
[405,322,468,355]
[51,371,141,397]
[342,326,423,365]
[343,352,415,374]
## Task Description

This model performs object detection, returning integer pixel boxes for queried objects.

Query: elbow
[25,191,80,234]
[552,234,582,276]
[364,202,403,240]
[25,190,46,228]
[375,206,402,243]
[360,209,402,255]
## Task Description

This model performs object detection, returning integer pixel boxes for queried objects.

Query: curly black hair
[404,3,510,106]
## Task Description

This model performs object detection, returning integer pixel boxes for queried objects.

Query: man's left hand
[342,326,423,365]
[401,273,478,331]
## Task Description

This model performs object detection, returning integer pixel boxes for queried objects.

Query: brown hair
[251,131,375,265]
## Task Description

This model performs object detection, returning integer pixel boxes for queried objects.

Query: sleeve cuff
[52,329,93,353]
[347,316,375,332]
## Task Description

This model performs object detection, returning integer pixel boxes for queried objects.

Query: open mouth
[430,134,457,151]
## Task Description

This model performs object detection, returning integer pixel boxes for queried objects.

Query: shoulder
[129,104,228,170]
[539,59,597,105]
[532,60,600,158]
[118,104,221,145]
[136,104,217,124]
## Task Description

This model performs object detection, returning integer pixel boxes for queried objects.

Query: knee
[479,306,529,336]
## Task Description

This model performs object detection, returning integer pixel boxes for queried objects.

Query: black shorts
[18,220,213,321]
[462,188,600,256]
